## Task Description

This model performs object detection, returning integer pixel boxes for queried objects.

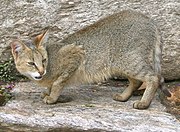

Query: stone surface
[0,81,179,131]
[0,0,179,80]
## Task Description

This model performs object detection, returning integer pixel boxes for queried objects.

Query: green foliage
[0,58,23,106]
[0,83,14,106]
[0,58,15,82]
[0,58,27,83]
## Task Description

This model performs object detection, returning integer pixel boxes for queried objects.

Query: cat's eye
[42,59,46,63]
[27,62,35,66]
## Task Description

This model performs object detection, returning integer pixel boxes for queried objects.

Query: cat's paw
[43,96,57,104]
[113,93,129,102]
[40,91,49,99]
[133,100,149,109]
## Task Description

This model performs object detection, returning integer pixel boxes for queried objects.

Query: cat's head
[10,30,48,81]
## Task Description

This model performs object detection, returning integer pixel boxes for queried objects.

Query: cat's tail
[154,28,171,97]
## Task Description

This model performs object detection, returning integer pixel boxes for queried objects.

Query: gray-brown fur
[62,10,162,109]
[11,10,170,109]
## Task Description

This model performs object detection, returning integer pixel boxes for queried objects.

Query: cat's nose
[38,68,45,76]
[39,71,44,76]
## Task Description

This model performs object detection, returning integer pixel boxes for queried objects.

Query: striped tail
[154,28,171,97]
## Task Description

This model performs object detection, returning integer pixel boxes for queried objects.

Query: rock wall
[0,0,179,80]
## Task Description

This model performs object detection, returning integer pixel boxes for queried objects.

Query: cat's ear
[10,40,29,60]
[34,29,49,48]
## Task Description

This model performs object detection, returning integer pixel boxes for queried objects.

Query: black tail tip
[162,89,172,97]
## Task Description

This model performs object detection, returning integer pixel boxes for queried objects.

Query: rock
[0,0,179,80]
[0,81,179,131]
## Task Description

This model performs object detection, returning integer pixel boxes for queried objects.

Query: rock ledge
[0,82,179,132]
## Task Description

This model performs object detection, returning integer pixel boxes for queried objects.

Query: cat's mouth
[26,71,46,81]
[34,76,43,80]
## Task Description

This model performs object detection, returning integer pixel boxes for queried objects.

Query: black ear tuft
[34,29,49,48]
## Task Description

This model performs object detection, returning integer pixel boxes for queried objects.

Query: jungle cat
[10,10,171,109]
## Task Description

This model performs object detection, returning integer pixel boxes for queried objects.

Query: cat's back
[61,10,156,71]
[63,10,151,42]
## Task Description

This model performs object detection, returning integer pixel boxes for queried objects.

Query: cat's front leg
[41,87,51,99]
[43,84,65,104]
[43,76,68,104]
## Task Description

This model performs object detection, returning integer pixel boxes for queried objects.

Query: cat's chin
[23,72,44,81]
[33,71,46,80]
